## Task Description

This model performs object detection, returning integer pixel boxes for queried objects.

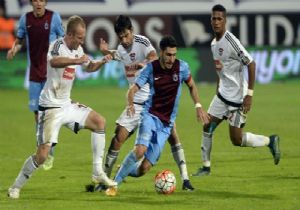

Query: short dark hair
[212,4,226,15]
[159,35,177,51]
[114,15,132,34]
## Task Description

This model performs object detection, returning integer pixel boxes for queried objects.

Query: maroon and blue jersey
[135,59,192,125]
[17,9,64,82]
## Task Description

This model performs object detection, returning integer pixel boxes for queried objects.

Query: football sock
[104,149,119,177]
[201,132,212,167]
[171,143,189,180]
[12,155,39,189]
[114,151,138,185]
[49,146,55,157]
[91,130,106,176]
[241,132,270,147]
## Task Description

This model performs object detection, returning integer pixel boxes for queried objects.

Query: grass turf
[0,82,299,210]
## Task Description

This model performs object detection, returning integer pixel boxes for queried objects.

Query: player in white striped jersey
[192,4,281,177]
[8,16,116,199]
[95,15,194,191]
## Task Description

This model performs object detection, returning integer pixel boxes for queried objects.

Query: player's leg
[104,125,130,177]
[193,95,224,177]
[29,81,54,170]
[167,124,194,191]
[228,107,280,164]
[82,109,116,187]
[230,127,281,165]
[8,107,58,199]
[104,104,142,177]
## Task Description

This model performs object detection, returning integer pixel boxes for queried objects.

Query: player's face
[160,47,177,70]
[31,0,47,17]
[117,29,134,49]
[69,25,86,50]
[211,11,226,37]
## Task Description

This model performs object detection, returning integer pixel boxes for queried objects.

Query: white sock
[241,132,270,147]
[91,131,106,176]
[201,132,212,167]
[171,144,189,181]
[104,149,119,178]
[12,155,39,189]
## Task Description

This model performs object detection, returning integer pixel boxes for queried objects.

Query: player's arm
[126,84,140,117]
[85,54,113,72]
[7,38,24,60]
[138,50,158,69]
[50,54,90,68]
[243,61,256,114]
[185,77,210,124]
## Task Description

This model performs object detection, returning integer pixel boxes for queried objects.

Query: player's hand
[242,95,252,114]
[196,107,210,125]
[100,38,108,52]
[77,54,90,64]
[126,104,135,117]
[7,49,16,60]
[102,54,113,63]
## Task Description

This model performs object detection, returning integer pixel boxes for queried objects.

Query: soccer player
[192,4,281,177]
[99,15,195,191]
[7,15,116,199]
[105,35,210,196]
[7,0,65,170]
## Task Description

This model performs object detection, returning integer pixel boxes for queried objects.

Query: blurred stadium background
[1,0,300,88]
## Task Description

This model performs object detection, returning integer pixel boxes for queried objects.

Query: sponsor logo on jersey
[63,67,75,80]
[214,60,223,71]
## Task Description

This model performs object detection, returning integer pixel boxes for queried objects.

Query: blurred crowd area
[0,0,15,51]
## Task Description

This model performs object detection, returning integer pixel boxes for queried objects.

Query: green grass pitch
[0,82,299,210]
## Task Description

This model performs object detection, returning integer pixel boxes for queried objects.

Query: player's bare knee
[230,136,242,146]
[94,114,106,130]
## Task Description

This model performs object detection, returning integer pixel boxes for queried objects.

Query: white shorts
[37,103,92,145]
[208,95,247,128]
[116,103,144,132]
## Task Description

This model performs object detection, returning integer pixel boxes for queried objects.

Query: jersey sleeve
[180,60,192,83]
[135,63,152,88]
[52,12,65,38]
[48,39,65,60]
[16,14,26,39]
[229,34,253,65]
[143,37,156,58]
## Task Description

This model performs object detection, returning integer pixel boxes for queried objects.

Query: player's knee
[230,136,242,146]
[94,114,106,130]
[34,154,47,165]
[203,122,217,134]
[138,160,152,176]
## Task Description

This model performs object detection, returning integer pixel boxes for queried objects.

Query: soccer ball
[154,170,176,194]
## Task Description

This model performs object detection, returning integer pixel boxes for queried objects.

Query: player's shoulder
[134,34,152,47]
[178,59,189,70]
[224,31,241,45]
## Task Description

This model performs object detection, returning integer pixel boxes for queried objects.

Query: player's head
[114,15,134,49]
[65,15,86,50]
[30,0,47,18]
[159,35,177,70]
[211,4,226,37]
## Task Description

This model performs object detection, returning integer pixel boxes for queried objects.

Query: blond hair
[66,15,86,35]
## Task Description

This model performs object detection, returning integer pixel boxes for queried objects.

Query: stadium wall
[1,0,299,88]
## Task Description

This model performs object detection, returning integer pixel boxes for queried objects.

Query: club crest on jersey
[129,53,136,62]
[173,73,178,81]
[218,48,224,56]
[44,22,49,30]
